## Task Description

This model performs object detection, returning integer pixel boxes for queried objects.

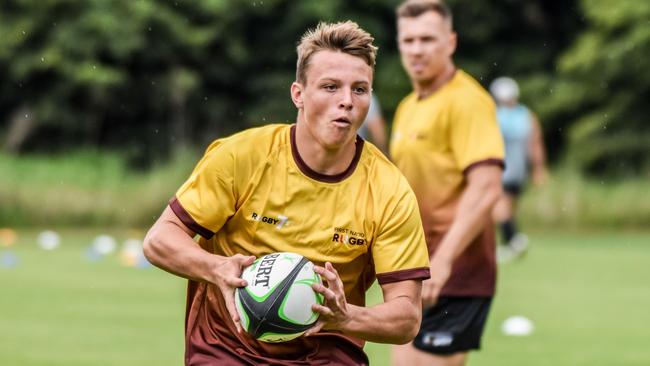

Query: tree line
[1,0,648,176]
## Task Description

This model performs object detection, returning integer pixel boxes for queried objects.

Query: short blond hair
[296,21,377,84]
[396,0,453,27]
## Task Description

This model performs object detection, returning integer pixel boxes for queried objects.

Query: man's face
[291,50,372,149]
[397,11,456,84]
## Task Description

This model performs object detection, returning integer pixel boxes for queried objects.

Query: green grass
[0,229,186,366]
[518,167,650,229]
[365,230,650,366]
[1,230,649,365]
[0,151,194,228]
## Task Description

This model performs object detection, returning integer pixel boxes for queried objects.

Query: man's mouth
[332,117,351,125]
[411,62,427,72]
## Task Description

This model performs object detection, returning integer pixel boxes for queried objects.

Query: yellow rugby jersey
[170,124,429,364]
[390,70,504,297]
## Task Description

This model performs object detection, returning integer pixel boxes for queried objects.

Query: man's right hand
[213,254,256,333]
[421,257,452,308]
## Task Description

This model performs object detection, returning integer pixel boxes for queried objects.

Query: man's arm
[528,113,548,185]
[143,206,255,332]
[422,164,502,306]
[305,262,422,344]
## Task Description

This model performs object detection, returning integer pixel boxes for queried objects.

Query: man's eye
[354,87,368,94]
[323,84,337,91]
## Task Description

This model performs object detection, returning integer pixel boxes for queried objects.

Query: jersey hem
[439,289,496,297]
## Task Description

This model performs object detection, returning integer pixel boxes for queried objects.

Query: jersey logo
[332,227,367,246]
[251,212,289,229]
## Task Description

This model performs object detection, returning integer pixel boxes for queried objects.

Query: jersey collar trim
[290,125,364,183]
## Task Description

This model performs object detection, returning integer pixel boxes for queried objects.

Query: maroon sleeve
[462,158,505,176]
[376,267,430,285]
[169,196,215,239]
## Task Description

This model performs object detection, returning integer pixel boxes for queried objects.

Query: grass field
[1,229,649,366]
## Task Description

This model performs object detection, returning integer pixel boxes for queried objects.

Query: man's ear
[447,31,458,57]
[290,82,304,109]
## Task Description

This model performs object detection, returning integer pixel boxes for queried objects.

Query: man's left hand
[304,262,351,336]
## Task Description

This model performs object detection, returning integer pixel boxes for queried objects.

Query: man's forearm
[143,207,223,283]
[337,295,420,344]
[433,167,502,263]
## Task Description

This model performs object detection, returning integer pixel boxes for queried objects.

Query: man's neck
[414,63,457,100]
[294,121,357,176]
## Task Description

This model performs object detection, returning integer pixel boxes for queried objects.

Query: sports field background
[2,1,649,365]
[1,229,649,366]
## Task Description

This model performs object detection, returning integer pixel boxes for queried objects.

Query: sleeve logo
[251,212,290,229]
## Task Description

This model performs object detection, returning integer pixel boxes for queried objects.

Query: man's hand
[213,254,256,333]
[304,262,351,336]
[531,166,548,186]
[421,258,452,308]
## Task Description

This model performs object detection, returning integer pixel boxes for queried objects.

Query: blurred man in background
[489,76,548,262]
[390,1,505,365]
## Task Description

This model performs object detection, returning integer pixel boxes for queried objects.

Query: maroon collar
[290,125,364,183]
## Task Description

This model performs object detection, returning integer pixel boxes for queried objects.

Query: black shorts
[413,296,492,355]
[503,182,523,196]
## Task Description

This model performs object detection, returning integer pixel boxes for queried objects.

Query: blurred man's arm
[528,112,548,185]
[422,165,502,306]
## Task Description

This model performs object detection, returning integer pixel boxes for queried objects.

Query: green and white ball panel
[279,261,323,325]
[235,252,323,343]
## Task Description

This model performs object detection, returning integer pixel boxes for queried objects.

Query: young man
[143,21,431,365]
[489,76,548,262]
[390,1,505,365]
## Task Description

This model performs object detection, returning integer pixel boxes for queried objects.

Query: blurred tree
[536,0,650,177]
[9,0,636,178]
[0,0,219,165]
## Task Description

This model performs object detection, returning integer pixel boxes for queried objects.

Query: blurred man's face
[397,11,456,85]
[291,50,372,149]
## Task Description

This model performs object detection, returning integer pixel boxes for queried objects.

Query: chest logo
[332,227,367,246]
[251,212,289,229]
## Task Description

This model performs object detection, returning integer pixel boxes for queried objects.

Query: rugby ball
[235,252,323,342]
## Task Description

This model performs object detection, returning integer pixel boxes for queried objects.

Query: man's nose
[339,90,353,110]
[410,40,424,55]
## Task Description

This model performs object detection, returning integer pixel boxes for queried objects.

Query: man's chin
[323,133,356,150]
[412,73,433,83]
